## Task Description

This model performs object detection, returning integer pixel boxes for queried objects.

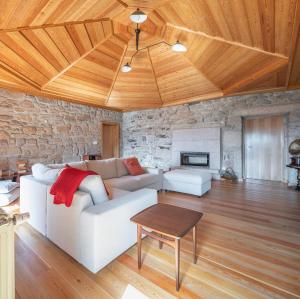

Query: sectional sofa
[20,158,162,273]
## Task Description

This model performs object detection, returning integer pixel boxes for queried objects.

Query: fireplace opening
[180,152,210,167]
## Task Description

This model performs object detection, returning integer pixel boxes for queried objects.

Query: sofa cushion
[116,158,128,177]
[104,176,139,191]
[32,163,61,183]
[164,169,212,184]
[110,188,130,199]
[47,161,87,171]
[132,173,159,188]
[123,157,145,176]
[79,175,108,204]
[0,180,19,194]
[87,159,117,180]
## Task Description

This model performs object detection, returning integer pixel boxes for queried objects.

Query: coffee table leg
[137,224,142,269]
[175,238,180,291]
[193,224,197,264]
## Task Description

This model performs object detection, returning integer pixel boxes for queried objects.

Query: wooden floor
[14,181,300,299]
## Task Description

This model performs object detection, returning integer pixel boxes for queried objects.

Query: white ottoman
[163,169,212,196]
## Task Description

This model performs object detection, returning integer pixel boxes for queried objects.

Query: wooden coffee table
[130,203,203,291]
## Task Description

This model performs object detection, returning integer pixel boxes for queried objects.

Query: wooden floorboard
[14,181,300,299]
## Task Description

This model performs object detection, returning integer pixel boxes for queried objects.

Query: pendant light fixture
[172,40,187,52]
[121,9,187,73]
[129,8,147,24]
[121,63,132,73]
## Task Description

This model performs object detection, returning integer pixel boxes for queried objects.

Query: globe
[289,139,300,155]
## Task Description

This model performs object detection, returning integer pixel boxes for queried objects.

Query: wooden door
[101,122,120,159]
[244,115,284,181]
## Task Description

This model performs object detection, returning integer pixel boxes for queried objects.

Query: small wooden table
[130,204,203,291]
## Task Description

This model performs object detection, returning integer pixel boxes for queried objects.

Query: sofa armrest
[47,190,94,260]
[80,188,157,273]
[20,175,51,236]
[144,167,163,175]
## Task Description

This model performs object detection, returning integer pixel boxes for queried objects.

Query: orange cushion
[122,157,145,176]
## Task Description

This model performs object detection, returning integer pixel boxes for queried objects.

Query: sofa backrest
[115,158,129,177]
[86,158,117,179]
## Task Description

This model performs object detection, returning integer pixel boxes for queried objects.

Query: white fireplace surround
[171,128,221,171]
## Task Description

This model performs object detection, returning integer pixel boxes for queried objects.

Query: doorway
[101,122,120,159]
[243,115,285,181]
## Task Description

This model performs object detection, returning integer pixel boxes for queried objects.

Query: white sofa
[20,158,161,273]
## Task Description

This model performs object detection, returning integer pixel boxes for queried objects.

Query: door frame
[100,121,120,158]
[242,113,288,182]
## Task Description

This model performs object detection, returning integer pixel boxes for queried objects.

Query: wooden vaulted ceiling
[0,0,299,111]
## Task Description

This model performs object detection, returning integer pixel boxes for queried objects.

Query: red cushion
[122,157,145,176]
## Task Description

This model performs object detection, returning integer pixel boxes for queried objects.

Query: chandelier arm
[128,41,174,66]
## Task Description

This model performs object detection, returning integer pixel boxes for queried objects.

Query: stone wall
[0,89,122,170]
[122,90,300,182]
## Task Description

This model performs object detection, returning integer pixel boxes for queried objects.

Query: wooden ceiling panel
[20,28,70,71]
[0,0,124,29]
[0,40,48,87]
[0,31,57,80]
[288,29,300,89]
[108,37,161,109]
[149,43,221,103]
[45,26,80,63]
[156,0,297,56]
[0,66,32,89]
[0,0,299,110]
[44,35,126,105]
[228,67,288,95]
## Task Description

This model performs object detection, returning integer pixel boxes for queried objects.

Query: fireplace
[180,152,210,167]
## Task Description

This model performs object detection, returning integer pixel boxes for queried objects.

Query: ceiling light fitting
[130,8,147,24]
[121,9,187,73]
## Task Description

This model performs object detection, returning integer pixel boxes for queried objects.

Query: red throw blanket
[50,167,96,207]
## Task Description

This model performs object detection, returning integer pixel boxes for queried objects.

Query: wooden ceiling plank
[0,0,21,29]
[243,0,264,49]
[257,0,275,53]
[275,0,298,56]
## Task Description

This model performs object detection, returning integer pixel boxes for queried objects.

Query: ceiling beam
[166,23,288,59]
[224,60,288,94]
[0,61,40,90]
[162,91,223,107]
[105,43,128,105]
[147,47,163,104]
[0,18,111,34]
